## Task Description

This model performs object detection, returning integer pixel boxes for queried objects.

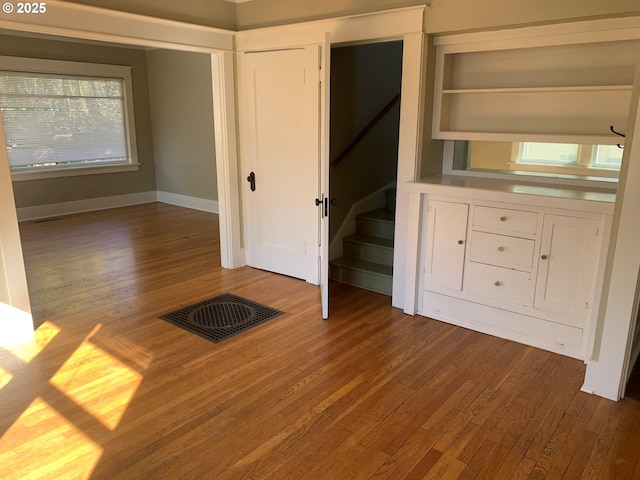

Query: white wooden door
[534,214,602,318]
[424,200,469,291]
[320,34,331,318]
[238,47,321,282]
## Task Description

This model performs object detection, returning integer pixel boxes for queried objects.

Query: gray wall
[1,34,157,208]
[235,0,640,32]
[425,0,640,34]
[146,49,217,201]
[60,0,237,29]
[237,0,427,30]
[330,41,403,238]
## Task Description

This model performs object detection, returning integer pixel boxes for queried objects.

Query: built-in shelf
[434,131,624,146]
[432,32,639,144]
[442,85,633,95]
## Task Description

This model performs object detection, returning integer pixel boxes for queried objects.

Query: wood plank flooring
[1,202,639,479]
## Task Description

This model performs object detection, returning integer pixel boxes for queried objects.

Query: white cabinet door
[534,214,602,319]
[424,200,469,291]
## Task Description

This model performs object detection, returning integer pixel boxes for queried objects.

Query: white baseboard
[16,191,219,222]
[16,191,158,222]
[582,360,598,395]
[156,191,219,214]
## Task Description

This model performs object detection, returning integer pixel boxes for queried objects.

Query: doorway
[0,31,221,329]
[328,41,403,300]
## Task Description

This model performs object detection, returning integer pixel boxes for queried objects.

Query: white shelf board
[442,85,633,94]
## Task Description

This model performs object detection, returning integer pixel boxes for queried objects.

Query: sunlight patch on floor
[50,339,143,431]
[3,320,60,363]
[0,397,103,479]
[0,365,12,391]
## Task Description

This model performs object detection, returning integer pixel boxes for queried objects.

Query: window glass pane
[0,72,129,171]
[518,143,578,165]
[593,145,623,168]
[451,140,620,181]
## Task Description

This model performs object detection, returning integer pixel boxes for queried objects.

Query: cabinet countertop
[406,175,616,214]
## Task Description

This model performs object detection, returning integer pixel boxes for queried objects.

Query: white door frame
[0,1,239,338]
[585,49,640,401]
[236,6,426,310]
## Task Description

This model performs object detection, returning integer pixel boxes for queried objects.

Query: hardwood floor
[1,202,639,479]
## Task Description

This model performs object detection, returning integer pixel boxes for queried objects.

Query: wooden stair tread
[356,208,395,223]
[343,233,394,249]
[329,257,392,277]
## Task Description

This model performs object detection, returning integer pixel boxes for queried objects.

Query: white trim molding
[15,191,157,222]
[0,0,234,52]
[235,6,425,51]
[156,191,219,213]
[211,51,244,269]
[434,16,640,52]
[15,191,221,222]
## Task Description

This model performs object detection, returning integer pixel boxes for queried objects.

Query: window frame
[0,56,139,181]
[509,142,621,178]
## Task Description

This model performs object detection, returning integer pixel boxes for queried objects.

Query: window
[451,140,622,181]
[0,57,138,180]
[516,143,579,166]
[512,142,623,176]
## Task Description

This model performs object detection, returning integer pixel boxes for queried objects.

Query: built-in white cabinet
[534,215,602,319]
[423,200,468,291]
[410,177,614,359]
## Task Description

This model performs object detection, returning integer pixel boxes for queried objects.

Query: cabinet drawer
[468,231,535,269]
[473,206,538,234]
[464,262,534,306]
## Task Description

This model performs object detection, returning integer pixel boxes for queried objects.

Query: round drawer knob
[494,281,501,286]
[498,246,505,252]
[500,216,507,222]
[541,254,548,260]
[458,240,464,245]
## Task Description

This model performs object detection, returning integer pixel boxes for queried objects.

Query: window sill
[10,163,140,181]
[508,162,620,179]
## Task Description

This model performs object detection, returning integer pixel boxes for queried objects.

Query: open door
[320,33,331,319]
[238,46,322,284]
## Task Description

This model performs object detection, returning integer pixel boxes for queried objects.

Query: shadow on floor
[625,356,640,401]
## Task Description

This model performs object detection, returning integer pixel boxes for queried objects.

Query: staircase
[329,189,395,295]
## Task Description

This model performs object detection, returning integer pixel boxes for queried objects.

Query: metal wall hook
[610,125,625,138]
[610,125,625,149]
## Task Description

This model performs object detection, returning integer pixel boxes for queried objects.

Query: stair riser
[343,242,394,267]
[330,265,392,296]
[356,218,395,240]
[385,189,396,212]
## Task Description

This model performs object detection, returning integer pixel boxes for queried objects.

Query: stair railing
[331,92,401,168]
